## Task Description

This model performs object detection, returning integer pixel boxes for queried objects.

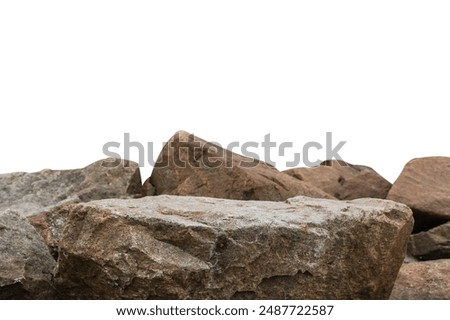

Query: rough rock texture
[0,158,143,217]
[27,205,72,260]
[145,131,332,201]
[53,195,413,299]
[0,210,56,299]
[390,259,450,299]
[284,160,392,200]
[387,157,450,232]
[407,222,450,261]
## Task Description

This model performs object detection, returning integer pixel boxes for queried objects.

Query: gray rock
[145,131,333,201]
[53,195,413,299]
[0,210,56,299]
[387,157,450,232]
[284,160,392,200]
[408,222,450,260]
[0,158,143,217]
[390,259,450,299]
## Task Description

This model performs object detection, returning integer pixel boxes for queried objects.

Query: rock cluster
[0,131,449,299]
[384,157,450,299]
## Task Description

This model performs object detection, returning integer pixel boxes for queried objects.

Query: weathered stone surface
[284,160,392,200]
[407,222,450,261]
[0,158,143,217]
[390,259,450,299]
[146,131,332,201]
[27,204,72,260]
[0,210,56,299]
[53,195,413,299]
[387,157,450,232]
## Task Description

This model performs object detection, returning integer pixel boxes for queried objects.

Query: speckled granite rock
[53,195,413,299]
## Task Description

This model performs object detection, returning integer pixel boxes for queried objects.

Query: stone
[0,158,143,217]
[145,131,332,201]
[27,204,72,260]
[53,195,413,299]
[0,210,56,299]
[387,157,450,232]
[390,259,450,299]
[407,222,450,261]
[284,160,392,200]
[142,179,156,196]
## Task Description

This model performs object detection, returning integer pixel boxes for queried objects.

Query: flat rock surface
[390,259,450,299]
[387,157,450,232]
[146,131,333,201]
[0,158,143,217]
[0,210,56,299]
[284,160,392,200]
[53,195,413,299]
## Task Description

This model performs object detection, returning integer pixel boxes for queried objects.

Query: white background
[1,300,449,320]
[1,1,449,183]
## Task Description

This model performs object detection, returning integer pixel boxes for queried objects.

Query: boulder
[407,222,450,261]
[53,195,413,299]
[0,158,143,217]
[390,259,450,299]
[0,210,56,299]
[145,131,332,201]
[284,160,392,200]
[387,157,450,232]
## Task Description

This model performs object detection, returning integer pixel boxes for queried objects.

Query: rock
[284,160,392,200]
[0,210,56,299]
[390,259,450,299]
[27,204,72,260]
[387,157,450,232]
[53,195,413,299]
[145,131,332,201]
[407,222,450,261]
[142,179,156,196]
[0,158,143,217]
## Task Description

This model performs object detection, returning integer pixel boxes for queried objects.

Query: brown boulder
[284,160,392,200]
[390,259,450,299]
[145,131,332,201]
[387,157,450,232]
[407,222,450,261]
[53,195,412,299]
[0,158,143,217]
[0,210,56,299]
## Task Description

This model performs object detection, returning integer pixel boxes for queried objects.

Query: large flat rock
[387,157,450,232]
[0,210,56,299]
[146,131,332,201]
[53,195,413,299]
[0,158,143,217]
